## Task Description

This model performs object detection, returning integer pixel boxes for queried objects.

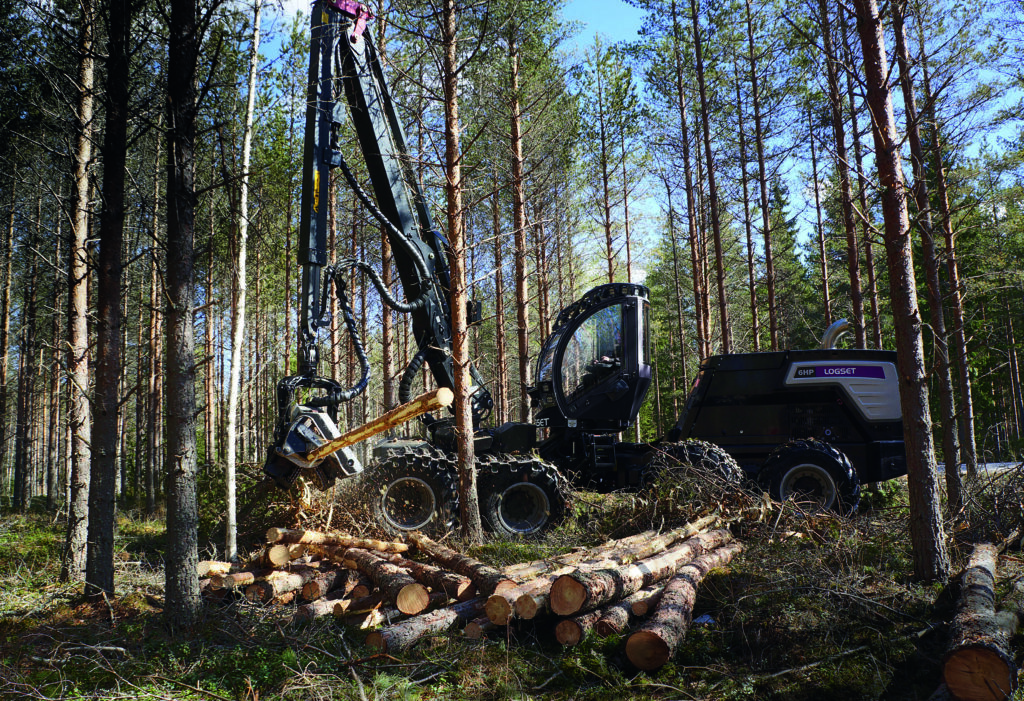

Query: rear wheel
[365,447,459,537]
[646,440,744,485]
[478,454,569,537]
[759,440,860,514]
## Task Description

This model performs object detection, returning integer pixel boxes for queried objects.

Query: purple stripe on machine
[794,365,885,379]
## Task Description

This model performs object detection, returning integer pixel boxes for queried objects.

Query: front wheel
[758,440,860,514]
[364,447,459,537]
[478,454,569,537]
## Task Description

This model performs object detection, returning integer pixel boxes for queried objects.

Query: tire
[646,440,744,486]
[364,446,459,537]
[758,440,860,514]
[477,454,569,537]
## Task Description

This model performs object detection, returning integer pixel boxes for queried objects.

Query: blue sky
[276,1,646,44]
[561,0,645,47]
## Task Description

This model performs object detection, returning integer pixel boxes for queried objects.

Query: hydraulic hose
[306,271,371,406]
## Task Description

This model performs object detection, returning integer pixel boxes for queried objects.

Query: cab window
[560,304,625,403]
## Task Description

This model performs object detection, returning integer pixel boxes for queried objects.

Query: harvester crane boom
[264,0,491,489]
[296,0,490,418]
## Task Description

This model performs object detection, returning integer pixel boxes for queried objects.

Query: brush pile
[198,514,747,671]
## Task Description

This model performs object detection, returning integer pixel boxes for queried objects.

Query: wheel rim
[497,481,550,535]
[381,476,436,531]
[779,463,837,510]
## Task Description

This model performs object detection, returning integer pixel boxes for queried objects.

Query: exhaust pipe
[820,318,851,349]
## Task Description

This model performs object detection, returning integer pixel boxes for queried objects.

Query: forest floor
[1,462,1023,701]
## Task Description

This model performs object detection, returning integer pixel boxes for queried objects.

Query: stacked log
[267,528,410,554]
[555,609,604,646]
[408,532,516,596]
[245,565,324,603]
[196,520,743,670]
[625,542,744,670]
[549,529,733,616]
[485,515,721,626]
[301,568,369,602]
[365,597,485,653]
[942,544,1019,701]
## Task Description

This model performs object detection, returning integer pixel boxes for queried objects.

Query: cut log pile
[198,516,742,671]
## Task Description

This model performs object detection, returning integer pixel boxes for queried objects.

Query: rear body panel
[671,349,906,483]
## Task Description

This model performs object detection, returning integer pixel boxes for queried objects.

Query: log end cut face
[943,645,1017,701]
[550,575,588,616]
[625,629,672,671]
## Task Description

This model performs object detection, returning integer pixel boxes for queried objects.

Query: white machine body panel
[784,361,901,422]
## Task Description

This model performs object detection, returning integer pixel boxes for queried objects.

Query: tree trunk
[916,28,978,479]
[852,0,948,580]
[61,0,94,582]
[341,547,430,615]
[670,0,707,359]
[630,584,667,617]
[735,62,760,351]
[46,233,62,512]
[625,542,744,671]
[146,249,161,516]
[555,609,604,646]
[1007,308,1023,441]
[0,184,15,494]
[245,565,322,603]
[293,587,362,622]
[808,104,831,327]
[391,556,475,602]
[690,0,730,354]
[165,0,203,630]
[204,185,216,466]
[662,177,690,389]
[943,544,1017,701]
[891,0,962,513]
[594,43,616,284]
[508,36,531,424]
[267,527,409,552]
[491,179,508,424]
[86,0,134,597]
[817,0,865,348]
[300,568,369,602]
[224,0,262,562]
[13,198,40,511]
[440,0,482,543]
[595,586,662,637]
[838,6,882,349]
[745,0,777,350]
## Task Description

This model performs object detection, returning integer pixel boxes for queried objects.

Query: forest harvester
[262,0,909,536]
